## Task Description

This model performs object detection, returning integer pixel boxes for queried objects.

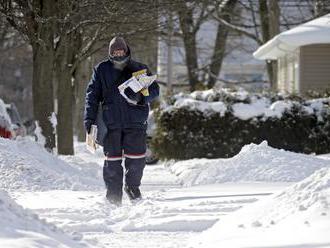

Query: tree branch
[212,13,263,45]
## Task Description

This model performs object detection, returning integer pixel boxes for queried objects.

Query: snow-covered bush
[152,89,330,160]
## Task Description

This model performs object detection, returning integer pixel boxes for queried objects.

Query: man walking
[84,36,159,206]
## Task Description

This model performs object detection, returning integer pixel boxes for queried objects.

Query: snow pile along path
[0,190,89,248]
[191,167,330,248]
[169,141,330,186]
[0,137,103,191]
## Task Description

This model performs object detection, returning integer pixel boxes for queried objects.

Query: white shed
[253,14,330,94]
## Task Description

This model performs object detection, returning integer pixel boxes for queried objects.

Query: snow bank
[168,141,330,186]
[0,137,103,191]
[0,190,88,248]
[191,167,330,248]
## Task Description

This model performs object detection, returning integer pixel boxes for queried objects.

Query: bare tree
[175,0,212,91]
[207,0,238,88]
[1,0,57,150]
[0,0,116,153]
[258,0,280,89]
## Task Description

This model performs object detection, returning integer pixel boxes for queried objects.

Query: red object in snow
[0,126,12,139]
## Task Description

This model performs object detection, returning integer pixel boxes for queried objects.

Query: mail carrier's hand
[124,87,143,103]
[84,119,94,134]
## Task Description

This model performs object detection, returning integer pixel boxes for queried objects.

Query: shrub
[152,89,330,160]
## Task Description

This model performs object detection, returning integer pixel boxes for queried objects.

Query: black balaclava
[108,36,130,70]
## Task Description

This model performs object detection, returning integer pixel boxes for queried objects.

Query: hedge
[151,89,330,160]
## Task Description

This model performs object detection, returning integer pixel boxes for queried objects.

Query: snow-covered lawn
[1,137,329,247]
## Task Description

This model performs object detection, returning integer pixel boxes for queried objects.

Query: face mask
[109,55,130,70]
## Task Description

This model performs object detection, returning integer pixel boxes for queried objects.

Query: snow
[1,137,330,247]
[191,167,330,248]
[232,97,295,120]
[168,141,330,186]
[254,14,330,59]
[11,181,286,247]
[0,190,89,248]
[49,112,58,132]
[173,97,227,117]
[34,121,46,146]
[165,89,330,121]
[0,98,12,130]
[0,137,103,191]
[232,97,270,120]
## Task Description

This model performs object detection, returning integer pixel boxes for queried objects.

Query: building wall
[277,50,299,94]
[299,44,330,94]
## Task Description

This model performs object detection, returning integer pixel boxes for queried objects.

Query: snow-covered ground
[191,167,330,248]
[0,190,89,248]
[167,141,330,186]
[0,137,103,191]
[1,137,330,247]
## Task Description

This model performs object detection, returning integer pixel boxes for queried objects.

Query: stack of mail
[118,73,157,104]
[86,124,98,153]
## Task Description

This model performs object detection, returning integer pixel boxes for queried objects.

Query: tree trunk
[258,0,270,42]
[269,0,280,90]
[207,24,228,89]
[29,0,56,151]
[55,34,75,155]
[32,44,55,151]
[259,0,277,89]
[207,0,238,89]
[177,3,199,92]
[74,58,92,142]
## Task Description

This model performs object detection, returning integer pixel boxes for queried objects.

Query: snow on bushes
[0,137,103,191]
[167,141,330,186]
[191,167,330,248]
[153,88,330,159]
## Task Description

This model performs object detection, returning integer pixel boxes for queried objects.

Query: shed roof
[253,14,330,60]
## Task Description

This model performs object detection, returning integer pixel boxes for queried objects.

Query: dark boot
[103,160,123,206]
[106,188,122,206]
[124,185,142,201]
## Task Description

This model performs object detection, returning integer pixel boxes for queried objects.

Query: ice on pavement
[191,167,330,248]
[168,141,330,186]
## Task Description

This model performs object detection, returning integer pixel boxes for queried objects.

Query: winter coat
[84,58,159,132]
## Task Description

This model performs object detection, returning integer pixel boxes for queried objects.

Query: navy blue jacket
[84,58,159,130]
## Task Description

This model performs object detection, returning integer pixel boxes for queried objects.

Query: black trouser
[103,128,146,202]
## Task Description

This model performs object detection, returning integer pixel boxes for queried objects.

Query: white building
[254,14,330,94]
